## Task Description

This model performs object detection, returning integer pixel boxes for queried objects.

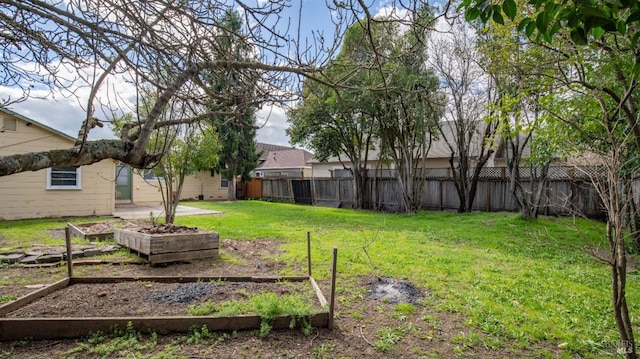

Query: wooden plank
[328,248,338,330]
[307,232,312,276]
[0,278,70,316]
[69,276,310,284]
[0,312,331,341]
[148,249,219,264]
[149,233,219,254]
[67,223,114,241]
[65,224,73,278]
[114,229,151,254]
[310,277,328,307]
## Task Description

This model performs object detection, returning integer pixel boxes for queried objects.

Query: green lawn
[178,200,637,356]
[0,200,635,357]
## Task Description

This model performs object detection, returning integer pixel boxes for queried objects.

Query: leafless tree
[428,18,498,213]
[0,0,331,176]
[0,0,449,190]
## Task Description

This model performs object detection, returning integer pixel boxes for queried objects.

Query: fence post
[486,181,491,212]
[287,179,294,203]
[439,180,443,210]
[328,247,338,330]
[65,224,73,278]
[307,231,312,276]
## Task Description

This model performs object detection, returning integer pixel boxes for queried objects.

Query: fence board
[257,168,608,218]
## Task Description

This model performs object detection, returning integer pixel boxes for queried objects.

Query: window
[1,118,16,132]
[47,167,81,189]
[333,168,353,178]
[220,177,229,188]
[142,169,163,181]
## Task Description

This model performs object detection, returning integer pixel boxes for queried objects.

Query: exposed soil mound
[136,224,201,234]
[146,282,217,304]
[367,277,424,304]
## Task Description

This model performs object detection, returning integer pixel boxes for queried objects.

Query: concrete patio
[113,203,220,219]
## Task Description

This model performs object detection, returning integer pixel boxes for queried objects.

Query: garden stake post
[329,247,338,330]
[65,223,73,278]
[307,231,312,276]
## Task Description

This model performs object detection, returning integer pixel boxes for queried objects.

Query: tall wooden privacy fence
[255,166,608,218]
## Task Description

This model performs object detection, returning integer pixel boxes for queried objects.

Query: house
[0,108,115,220]
[239,142,313,199]
[115,140,232,203]
[0,108,231,220]
[115,164,229,204]
[309,123,499,178]
[253,142,313,178]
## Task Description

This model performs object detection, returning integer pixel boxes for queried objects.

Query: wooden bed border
[0,228,337,341]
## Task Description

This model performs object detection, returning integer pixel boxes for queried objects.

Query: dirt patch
[133,224,204,235]
[367,277,424,304]
[7,280,314,318]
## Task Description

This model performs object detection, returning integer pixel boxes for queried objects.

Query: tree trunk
[449,154,467,213]
[609,221,637,359]
[228,179,237,201]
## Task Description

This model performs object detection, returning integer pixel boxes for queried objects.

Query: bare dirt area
[7,281,313,318]
[0,236,561,358]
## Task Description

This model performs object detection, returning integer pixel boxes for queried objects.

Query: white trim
[46,167,82,190]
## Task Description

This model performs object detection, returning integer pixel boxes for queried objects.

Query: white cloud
[0,82,292,146]
[255,104,291,146]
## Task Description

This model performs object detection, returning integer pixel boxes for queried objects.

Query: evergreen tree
[207,9,261,200]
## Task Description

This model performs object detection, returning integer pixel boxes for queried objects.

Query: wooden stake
[328,247,338,330]
[65,223,73,278]
[307,231,312,277]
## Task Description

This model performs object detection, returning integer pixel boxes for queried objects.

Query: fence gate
[244,178,263,198]
[291,180,312,204]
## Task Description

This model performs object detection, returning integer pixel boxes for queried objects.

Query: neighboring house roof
[0,107,75,142]
[256,142,296,162]
[257,148,314,170]
[308,121,497,165]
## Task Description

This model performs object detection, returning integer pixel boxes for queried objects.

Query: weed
[0,294,17,304]
[394,303,418,315]
[188,292,317,337]
[374,327,405,352]
[64,322,157,358]
[310,340,334,358]
[185,325,216,345]
[393,303,417,320]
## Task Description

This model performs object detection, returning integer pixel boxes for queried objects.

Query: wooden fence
[255,166,608,218]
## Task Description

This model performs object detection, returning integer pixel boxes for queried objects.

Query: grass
[0,200,635,357]
[178,200,636,357]
[188,289,319,337]
[0,217,120,251]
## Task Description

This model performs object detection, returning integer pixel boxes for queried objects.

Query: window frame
[141,169,163,182]
[220,176,229,188]
[2,118,17,132]
[46,167,82,190]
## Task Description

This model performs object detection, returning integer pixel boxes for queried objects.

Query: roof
[257,148,314,170]
[308,122,492,164]
[0,107,75,142]
[256,142,296,162]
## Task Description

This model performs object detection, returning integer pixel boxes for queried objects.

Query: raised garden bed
[0,229,337,341]
[0,275,330,341]
[67,222,133,241]
[114,224,219,265]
